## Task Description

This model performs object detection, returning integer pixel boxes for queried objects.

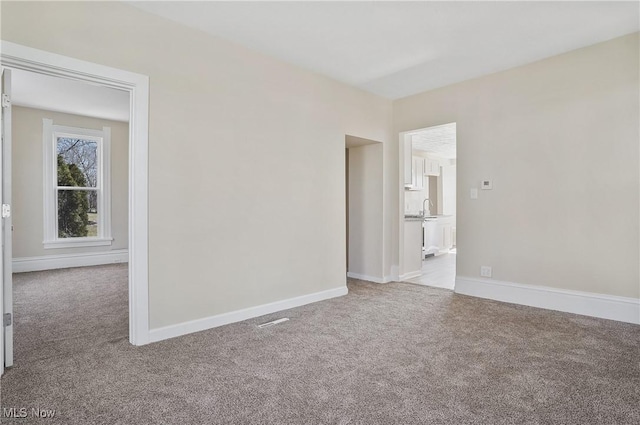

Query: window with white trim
[43,119,112,249]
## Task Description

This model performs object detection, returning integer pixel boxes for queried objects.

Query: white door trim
[0,67,7,375]
[2,67,13,369]
[0,41,150,346]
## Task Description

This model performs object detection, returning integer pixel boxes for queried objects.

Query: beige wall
[348,143,383,278]
[1,1,394,328]
[12,106,129,258]
[428,177,438,215]
[3,2,636,334]
[394,32,640,298]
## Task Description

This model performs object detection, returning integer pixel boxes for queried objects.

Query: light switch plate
[470,188,478,199]
[481,179,493,190]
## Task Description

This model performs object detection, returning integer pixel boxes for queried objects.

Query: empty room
[1,2,638,424]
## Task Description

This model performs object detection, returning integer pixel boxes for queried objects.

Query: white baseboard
[347,272,390,283]
[389,265,400,282]
[13,249,128,273]
[455,276,640,325]
[399,271,422,281]
[149,285,348,343]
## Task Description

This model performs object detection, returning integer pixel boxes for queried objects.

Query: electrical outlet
[480,266,492,278]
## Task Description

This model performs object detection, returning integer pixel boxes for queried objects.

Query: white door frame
[398,128,427,280]
[0,41,150,348]
[398,124,457,281]
[0,68,6,375]
[2,68,13,372]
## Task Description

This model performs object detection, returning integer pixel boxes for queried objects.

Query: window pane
[57,138,98,187]
[87,192,98,237]
[57,189,98,238]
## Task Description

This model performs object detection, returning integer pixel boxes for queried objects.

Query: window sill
[43,237,114,249]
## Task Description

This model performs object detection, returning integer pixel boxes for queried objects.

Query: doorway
[399,123,457,290]
[10,68,130,364]
[1,41,150,374]
[345,135,384,283]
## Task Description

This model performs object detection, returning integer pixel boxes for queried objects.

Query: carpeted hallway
[1,266,639,424]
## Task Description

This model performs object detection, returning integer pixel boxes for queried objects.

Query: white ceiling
[411,123,456,159]
[130,1,639,99]
[11,69,130,122]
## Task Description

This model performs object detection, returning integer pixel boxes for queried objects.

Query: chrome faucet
[422,198,433,217]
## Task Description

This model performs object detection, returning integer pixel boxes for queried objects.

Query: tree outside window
[43,120,112,249]
[56,138,98,238]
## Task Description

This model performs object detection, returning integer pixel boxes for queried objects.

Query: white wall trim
[399,271,422,281]
[13,249,128,273]
[389,265,400,282]
[1,40,150,346]
[347,271,392,284]
[149,286,348,343]
[43,237,114,249]
[455,276,640,325]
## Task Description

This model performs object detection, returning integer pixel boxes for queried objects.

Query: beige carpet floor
[10,264,129,365]
[1,265,639,424]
